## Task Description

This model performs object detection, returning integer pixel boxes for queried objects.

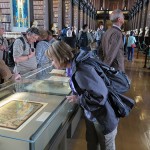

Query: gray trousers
[85,119,117,150]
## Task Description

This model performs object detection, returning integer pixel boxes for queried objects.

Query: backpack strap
[18,37,26,51]
[14,36,26,51]
[71,73,83,95]
[71,56,84,95]
[0,37,4,45]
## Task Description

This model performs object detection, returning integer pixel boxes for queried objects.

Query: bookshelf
[0,0,11,31]
[53,0,59,27]
[33,0,44,28]
[73,5,78,29]
[64,0,71,27]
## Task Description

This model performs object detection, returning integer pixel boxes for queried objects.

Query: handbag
[108,89,135,117]
[131,43,136,48]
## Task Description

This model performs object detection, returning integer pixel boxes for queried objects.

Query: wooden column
[141,3,147,29]
[91,10,94,30]
[87,9,90,29]
[133,14,136,30]
[137,9,143,30]
[77,2,80,31]
[146,0,150,26]
[62,0,66,27]
[30,0,34,27]
[43,0,49,29]
[70,0,73,27]
[86,7,88,25]
[83,7,87,24]
[102,0,105,10]
[79,5,84,30]
[142,0,149,34]
[94,12,96,30]
[48,0,53,29]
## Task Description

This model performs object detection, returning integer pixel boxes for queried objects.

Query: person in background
[36,28,51,67]
[127,31,136,62]
[0,23,8,61]
[95,25,105,48]
[60,26,68,40]
[47,30,56,45]
[78,24,94,51]
[72,26,77,38]
[90,41,98,57]
[66,27,72,37]
[0,60,21,84]
[62,26,76,48]
[100,9,125,72]
[13,27,40,75]
[45,41,119,150]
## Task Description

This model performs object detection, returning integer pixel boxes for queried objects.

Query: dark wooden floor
[67,51,150,150]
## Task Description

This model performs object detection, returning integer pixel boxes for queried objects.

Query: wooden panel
[141,5,147,28]
[135,12,139,30]
[146,1,150,27]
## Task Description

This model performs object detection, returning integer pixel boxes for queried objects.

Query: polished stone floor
[67,51,150,150]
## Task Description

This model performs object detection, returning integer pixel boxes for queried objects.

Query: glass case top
[0,65,75,146]
[0,79,75,144]
[22,64,68,80]
[22,79,71,96]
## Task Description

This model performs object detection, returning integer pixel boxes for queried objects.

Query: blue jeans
[80,47,91,52]
[127,47,134,61]
[85,118,117,150]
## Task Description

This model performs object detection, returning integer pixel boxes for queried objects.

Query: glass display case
[0,66,81,150]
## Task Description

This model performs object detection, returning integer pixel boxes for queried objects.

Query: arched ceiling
[87,0,138,11]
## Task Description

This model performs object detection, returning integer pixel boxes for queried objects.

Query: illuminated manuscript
[0,100,43,130]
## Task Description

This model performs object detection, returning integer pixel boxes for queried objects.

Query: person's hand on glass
[66,94,79,103]
[11,73,21,81]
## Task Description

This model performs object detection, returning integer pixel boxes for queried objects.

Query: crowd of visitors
[0,9,138,150]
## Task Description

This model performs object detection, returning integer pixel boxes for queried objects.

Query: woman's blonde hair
[45,41,74,65]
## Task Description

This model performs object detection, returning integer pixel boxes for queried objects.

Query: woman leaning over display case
[45,40,119,150]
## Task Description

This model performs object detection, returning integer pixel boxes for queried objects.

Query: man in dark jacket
[78,24,94,51]
[100,9,125,72]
